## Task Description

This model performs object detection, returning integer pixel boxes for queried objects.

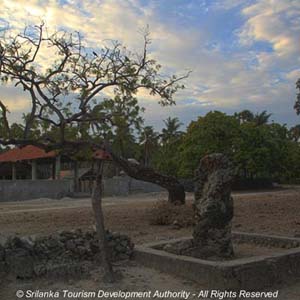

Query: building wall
[0,176,164,202]
[0,180,74,202]
[103,176,164,196]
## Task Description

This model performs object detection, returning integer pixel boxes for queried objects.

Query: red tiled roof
[0,145,56,162]
[0,146,112,163]
[94,149,112,160]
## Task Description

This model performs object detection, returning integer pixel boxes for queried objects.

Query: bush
[148,201,194,227]
[232,177,274,190]
[179,178,194,192]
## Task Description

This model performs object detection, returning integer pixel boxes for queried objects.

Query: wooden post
[73,160,79,192]
[91,160,114,282]
[55,155,61,179]
[12,162,16,180]
[31,160,37,180]
[52,160,55,180]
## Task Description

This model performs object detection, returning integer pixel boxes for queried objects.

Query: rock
[59,230,75,241]
[6,236,34,251]
[120,240,129,247]
[34,264,47,276]
[115,244,125,253]
[193,153,234,258]
[74,238,84,246]
[89,240,99,254]
[6,248,35,278]
[46,237,64,249]
[2,230,134,278]
[65,240,77,252]
[85,231,94,240]
[76,246,87,256]
[163,240,194,255]
[74,229,83,236]
[0,244,5,261]
[171,220,182,230]
[118,253,129,260]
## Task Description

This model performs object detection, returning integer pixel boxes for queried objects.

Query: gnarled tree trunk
[91,160,115,282]
[111,153,185,205]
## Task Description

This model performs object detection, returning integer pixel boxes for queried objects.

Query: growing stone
[192,153,234,258]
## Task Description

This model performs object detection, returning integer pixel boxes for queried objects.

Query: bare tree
[0,24,189,279]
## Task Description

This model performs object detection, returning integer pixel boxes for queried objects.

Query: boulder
[0,244,5,261]
[5,248,35,278]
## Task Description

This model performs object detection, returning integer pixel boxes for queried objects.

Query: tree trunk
[91,160,115,282]
[110,153,185,205]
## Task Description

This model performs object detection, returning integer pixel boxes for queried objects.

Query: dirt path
[1,189,300,299]
[0,192,159,214]
[1,261,300,300]
[1,189,300,243]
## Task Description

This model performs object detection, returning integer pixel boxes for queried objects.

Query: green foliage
[233,122,288,179]
[160,117,183,145]
[0,24,188,157]
[235,110,272,125]
[148,201,194,227]
[92,94,144,158]
[177,111,240,178]
[138,126,160,167]
[152,117,184,175]
[151,110,300,184]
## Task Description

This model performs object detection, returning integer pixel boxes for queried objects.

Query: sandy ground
[1,188,300,299]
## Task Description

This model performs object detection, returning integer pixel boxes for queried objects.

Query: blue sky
[0,0,299,129]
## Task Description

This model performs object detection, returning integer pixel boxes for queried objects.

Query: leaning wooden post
[31,160,37,180]
[91,160,115,282]
[11,162,16,180]
[55,155,61,179]
[73,160,79,192]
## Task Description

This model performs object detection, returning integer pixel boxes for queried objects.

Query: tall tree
[0,24,189,279]
[289,125,300,142]
[139,126,159,167]
[98,94,143,158]
[178,111,240,178]
[153,117,184,176]
[294,78,300,115]
[235,110,272,126]
[253,111,272,126]
[160,117,183,145]
[234,110,254,123]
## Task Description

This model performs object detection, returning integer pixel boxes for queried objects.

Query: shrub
[148,201,194,227]
[232,177,274,190]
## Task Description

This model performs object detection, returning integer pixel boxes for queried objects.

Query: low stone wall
[134,232,300,290]
[232,232,300,248]
[0,230,134,280]
[0,180,73,202]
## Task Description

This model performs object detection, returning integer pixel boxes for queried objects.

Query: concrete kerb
[133,232,300,290]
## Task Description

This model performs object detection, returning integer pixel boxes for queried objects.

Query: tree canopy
[0,23,188,152]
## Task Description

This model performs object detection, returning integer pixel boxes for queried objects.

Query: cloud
[239,1,300,61]
[1,84,30,111]
[0,0,299,129]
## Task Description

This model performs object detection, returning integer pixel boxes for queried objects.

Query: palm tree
[160,117,183,145]
[139,126,159,166]
[253,110,272,126]
[235,110,254,123]
[235,110,272,126]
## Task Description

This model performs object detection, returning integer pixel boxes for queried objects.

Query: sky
[0,0,299,130]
